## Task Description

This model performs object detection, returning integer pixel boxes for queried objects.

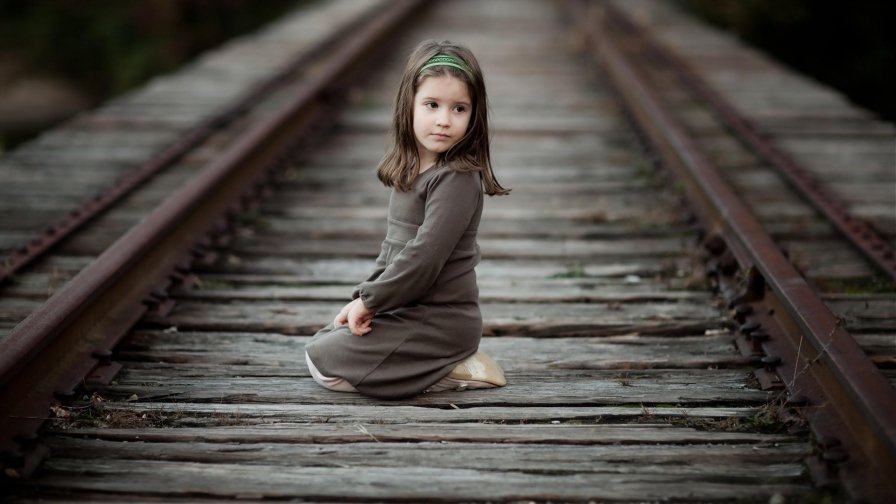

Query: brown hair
[376,40,510,196]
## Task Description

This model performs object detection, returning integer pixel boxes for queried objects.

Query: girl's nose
[436,110,450,126]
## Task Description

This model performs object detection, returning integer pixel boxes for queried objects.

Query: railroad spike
[739,320,761,336]
[719,252,739,276]
[53,389,76,401]
[822,447,849,466]
[817,436,841,450]
[91,349,114,365]
[703,234,726,256]
[732,303,753,323]
[750,331,770,353]
[785,394,809,407]
[760,355,781,371]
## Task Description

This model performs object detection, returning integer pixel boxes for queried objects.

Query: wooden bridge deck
[4,0,894,500]
[9,1,820,501]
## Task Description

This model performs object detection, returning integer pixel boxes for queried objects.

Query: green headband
[418,54,473,79]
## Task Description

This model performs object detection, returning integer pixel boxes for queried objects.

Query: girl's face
[412,74,472,170]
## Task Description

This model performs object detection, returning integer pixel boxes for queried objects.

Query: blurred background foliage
[0,0,892,152]
[0,0,299,149]
[682,0,894,121]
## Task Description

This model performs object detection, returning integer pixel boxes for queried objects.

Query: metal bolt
[760,355,781,371]
[719,253,739,276]
[53,389,76,401]
[739,320,761,336]
[750,331,770,352]
[704,235,726,256]
[822,447,849,465]
[92,349,113,365]
[785,395,809,407]
[732,304,753,323]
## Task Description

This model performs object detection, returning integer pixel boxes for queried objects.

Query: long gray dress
[304,164,484,399]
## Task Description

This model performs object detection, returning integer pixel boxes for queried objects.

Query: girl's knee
[305,352,358,393]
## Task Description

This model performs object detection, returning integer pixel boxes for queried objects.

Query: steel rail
[0,2,389,284]
[602,2,896,282]
[566,1,896,502]
[0,0,424,481]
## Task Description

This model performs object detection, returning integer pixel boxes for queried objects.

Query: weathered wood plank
[50,422,793,444]
[268,204,674,223]
[175,281,710,304]
[273,180,660,201]
[230,236,692,260]
[196,257,679,282]
[42,438,809,477]
[142,300,727,337]
[90,369,769,405]
[73,402,759,425]
[824,297,896,331]
[250,215,690,240]
[286,162,642,182]
[117,332,746,371]
[27,458,809,501]
[852,333,896,365]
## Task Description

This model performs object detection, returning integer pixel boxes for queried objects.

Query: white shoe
[448,350,507,387]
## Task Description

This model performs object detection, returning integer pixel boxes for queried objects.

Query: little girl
[304,40,510,399]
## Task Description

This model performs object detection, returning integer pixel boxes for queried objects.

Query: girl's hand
[333,299,357,328]
[347,299,374,336]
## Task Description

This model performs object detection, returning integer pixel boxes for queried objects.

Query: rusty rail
[601,3,896,283]
[0,2,387,284]
[566,1,896,502]
[0,0,424,481]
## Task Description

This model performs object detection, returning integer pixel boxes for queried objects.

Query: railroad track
[2,0,894,501]
[568,0,896,500]
[1,0,423,480]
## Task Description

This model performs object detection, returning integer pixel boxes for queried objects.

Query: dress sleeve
[356,169,481,313]
[351,265,385,300]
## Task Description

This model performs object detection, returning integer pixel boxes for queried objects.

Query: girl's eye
[454,106,467,113]
[425,102,437,109]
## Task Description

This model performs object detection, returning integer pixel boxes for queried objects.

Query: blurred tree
[0,0,300,148]
[683,0,895,121]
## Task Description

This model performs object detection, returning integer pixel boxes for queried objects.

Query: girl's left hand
[347,299,374,336]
